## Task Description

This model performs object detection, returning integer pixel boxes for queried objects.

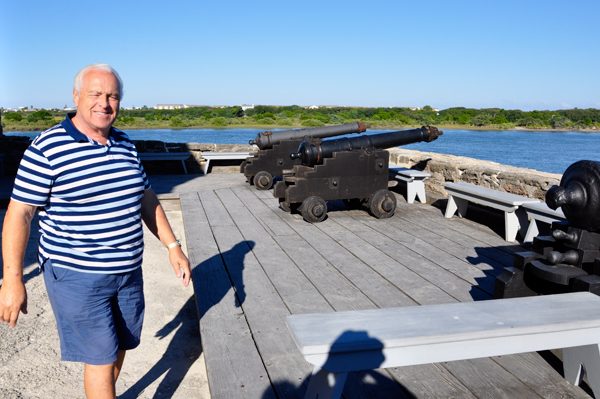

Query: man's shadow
[264,330,413,399]
[120,240,254,399]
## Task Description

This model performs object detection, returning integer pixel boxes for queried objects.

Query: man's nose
[98,96,110,108]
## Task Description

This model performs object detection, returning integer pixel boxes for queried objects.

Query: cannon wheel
[369,189,397,219]
[254,171,273,190]
[343,198,367,209]
[301,196,327,223]
[240,160,247,173]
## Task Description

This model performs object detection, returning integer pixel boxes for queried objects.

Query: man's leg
[83,351,126,399]
[84,362,116,399]
[114,350,126,381]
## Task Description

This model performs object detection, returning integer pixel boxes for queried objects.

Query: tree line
[2,105,599,130]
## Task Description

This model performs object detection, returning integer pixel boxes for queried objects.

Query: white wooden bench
[444,182,540,242]
[138,152,191,174]
[389,164,430,204]
[200,151,251,174]
[287,292,600,399]
[522,202,567,243]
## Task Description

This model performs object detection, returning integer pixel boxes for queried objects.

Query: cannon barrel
[249,122,367,150]
[546,160,600,231]
[290,126,442,167]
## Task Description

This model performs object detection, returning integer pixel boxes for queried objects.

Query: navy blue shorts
[42,259,145,365]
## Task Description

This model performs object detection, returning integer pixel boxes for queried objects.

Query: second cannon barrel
[290,126,443,167]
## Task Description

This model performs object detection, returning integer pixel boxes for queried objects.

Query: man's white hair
[73,63,124,99]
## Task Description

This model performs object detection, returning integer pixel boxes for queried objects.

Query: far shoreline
[3,123,600,134]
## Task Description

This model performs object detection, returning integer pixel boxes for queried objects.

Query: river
[4,128,599,175]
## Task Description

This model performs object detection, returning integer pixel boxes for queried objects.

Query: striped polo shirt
[11,114,150,273]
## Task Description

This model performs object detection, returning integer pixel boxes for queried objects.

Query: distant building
[154,104,185,110]
[241,104,255,111]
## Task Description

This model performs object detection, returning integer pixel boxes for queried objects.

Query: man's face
[72,69,120,136]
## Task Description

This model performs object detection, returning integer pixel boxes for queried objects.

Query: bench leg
[407,181,427,204]
[505,209,530,242]
[563,344,600,397]
[201,159,210,175]
[304,366,347,399]
[445,196,468,218]
[523,219,539,244]
[180,160,188,174]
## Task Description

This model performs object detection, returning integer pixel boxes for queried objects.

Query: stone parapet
[388,148,561,200]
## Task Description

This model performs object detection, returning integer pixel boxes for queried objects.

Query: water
[5,128,600,175]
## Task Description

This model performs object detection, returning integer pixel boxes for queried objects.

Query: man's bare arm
[140,188,191,287]
[0,200,36,328]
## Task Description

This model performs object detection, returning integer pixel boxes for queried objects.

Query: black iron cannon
[495,160,600,298]
[273,126,443,223]
[242,122,367,190]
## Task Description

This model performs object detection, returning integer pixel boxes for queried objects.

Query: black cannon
[495,160,600,298]
[273,126,443,223]
[242,122,367,190]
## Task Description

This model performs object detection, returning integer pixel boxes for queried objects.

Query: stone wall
[1,137,562,199]
[388,148,561,200]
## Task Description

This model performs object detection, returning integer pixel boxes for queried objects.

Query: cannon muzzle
[546,160,600,231]
[249,122,367,150]
[290,126,442,166]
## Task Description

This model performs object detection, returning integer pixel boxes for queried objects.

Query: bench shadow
[262,330,414,399]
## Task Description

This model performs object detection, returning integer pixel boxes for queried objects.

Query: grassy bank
[3,116,599,134]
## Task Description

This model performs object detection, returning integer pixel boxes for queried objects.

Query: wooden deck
[167,172,593,399]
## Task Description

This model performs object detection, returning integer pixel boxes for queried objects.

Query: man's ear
[73,89,79,107]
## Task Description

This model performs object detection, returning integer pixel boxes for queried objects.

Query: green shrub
[301,119,325,127]
[260,117,276,125]
[277,118,293,126]
[4,113,22,122]
[211,117,228,126]
[144,113,155,121]
[170,116,186,127]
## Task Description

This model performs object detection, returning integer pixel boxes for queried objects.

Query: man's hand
[0,282,28,328]
[1,200,36,329]
[169,247,191,287]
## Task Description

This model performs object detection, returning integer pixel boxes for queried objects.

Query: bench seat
[287,292,600,399]
[522,202,567,243]
[200,151,251,174]
[389,164,430,204]
[444,182,540,242]
[138,152,191,174]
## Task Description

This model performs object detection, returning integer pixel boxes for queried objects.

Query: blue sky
[1,0,598,111]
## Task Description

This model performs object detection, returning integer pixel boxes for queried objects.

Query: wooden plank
[385,215,508,277]
[331,214,477,302]
[268,205,418,309]
[230,185,296,237]
[209,224,312,399]
[215,187,331,314]
[388,363,477,399]
[442,357,544,399]
[353,215,495,297]
[395,198,521,252]
[180,192,275,399]
[314,217,456,306]
[492,352,590,399]
[394,203,516,267]
[220,187,411,398]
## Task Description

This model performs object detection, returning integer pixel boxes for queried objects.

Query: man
[0,63,191,399]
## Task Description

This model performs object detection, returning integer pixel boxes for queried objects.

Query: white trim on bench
[138,152,191,174]
[443,182,540,242]
[522,202,567,243]
[200,151,251,174]
[287,292,600,399]
[389,164,430,204]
